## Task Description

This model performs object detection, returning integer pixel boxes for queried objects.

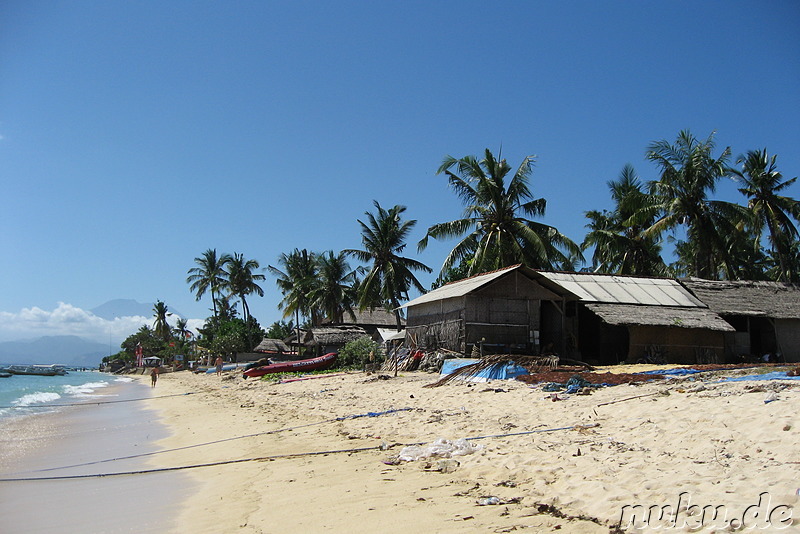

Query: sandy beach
[141,365,800,533]
[0,378,189,534]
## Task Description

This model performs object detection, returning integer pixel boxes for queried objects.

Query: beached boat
[243,352,337,378]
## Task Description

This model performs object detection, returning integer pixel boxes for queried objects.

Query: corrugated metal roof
[401,265,520,308]
[539,272,705,307]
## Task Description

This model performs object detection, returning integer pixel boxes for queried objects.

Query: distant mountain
[91,299,184,320]
[0,335,110,367]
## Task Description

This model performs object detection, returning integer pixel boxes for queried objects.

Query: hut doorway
[577,306,629,365]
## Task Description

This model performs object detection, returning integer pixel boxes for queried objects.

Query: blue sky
[1,1,799,344]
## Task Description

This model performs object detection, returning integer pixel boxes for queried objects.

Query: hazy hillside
[0,335,110,367]
[90,299,184,320]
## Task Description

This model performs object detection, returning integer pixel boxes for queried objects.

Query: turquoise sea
[0,366,128,421]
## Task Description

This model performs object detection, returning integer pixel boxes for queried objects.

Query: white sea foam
[13,391,61,407]
[62,381,109,396]
[114,377,134,383]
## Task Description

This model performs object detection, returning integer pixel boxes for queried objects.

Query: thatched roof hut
[682,279,800,319]
[253,338,292,353]
[305,325,369,354]
[682,279,800,362]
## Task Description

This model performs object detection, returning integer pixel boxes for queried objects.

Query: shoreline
[150,366,799,533]
[0,376,190,534]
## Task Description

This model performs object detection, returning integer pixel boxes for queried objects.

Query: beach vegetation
[346,201,432,330]
[265,320,295,340]
[336,335,382,369]
[198,315,265,361]
[644,130,747,280]
[152,300,173,342]
[225,252,266,322]
[269,248,321,327]
[308,250,359,324]
[418,148,582,278]
[731,149,800,283]
[582,164,667,276]
[187,249,231,318]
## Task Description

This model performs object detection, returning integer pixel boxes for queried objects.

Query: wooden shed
[682,279,800,363]
[401,265,576,355]
[539,272,734,365]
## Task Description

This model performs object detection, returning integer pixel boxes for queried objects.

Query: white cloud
[0,303,202,345]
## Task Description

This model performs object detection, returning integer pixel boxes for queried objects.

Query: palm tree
[731,149,800,282]
[582,164,666,276]
[347,201,431,330]
[269,249,320,327]
[152,300,172,343]
[225,252,265,322]
[418,148,581,277]
[645,130,747,279]
[174,317,192,341]
[186,249,231,318]
[309,250,358,324]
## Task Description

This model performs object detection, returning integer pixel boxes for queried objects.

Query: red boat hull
[243,353,337,377]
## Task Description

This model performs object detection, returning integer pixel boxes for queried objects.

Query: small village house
[401,265,576,356]
[682,279,800,363]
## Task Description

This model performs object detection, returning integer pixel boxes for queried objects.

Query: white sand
[151,368,800,533]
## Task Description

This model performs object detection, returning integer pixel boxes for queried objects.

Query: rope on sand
[10,407,415,474]
[0,392,196,409]
[0,421,594,482]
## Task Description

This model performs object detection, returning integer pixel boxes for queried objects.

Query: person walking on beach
[215,356,224,375]
[150,365,160,388]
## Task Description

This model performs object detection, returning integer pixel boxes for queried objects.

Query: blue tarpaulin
[439,358,529,382]
[719,371,800,382]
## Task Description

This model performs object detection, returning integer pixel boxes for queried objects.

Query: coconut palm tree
[173,317,192,341]
[731,149,800,282]
[309,250,358,324]
[346,201,431,330]
[418,148,581,277]
[269,249,320,329]
[225,252,265,322]
[582,164,666,276]
[186,249,231,318]
[152,300,172,343]
[645,130,747,279]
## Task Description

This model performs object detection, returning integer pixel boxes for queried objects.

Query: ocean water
[0,367,130,421]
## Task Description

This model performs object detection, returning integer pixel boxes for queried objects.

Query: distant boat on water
[4,364,68,376]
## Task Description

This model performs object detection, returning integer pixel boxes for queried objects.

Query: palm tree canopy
[346,201,432,326]
[186,249,231,317]
[582,164,666,276]
[269,249,320,325]
[732,149,800,282]
[152,300,172,342]
[645,130,746,279]
[309,250,358,324]
[419,148,582,277]
[225,252,265,321]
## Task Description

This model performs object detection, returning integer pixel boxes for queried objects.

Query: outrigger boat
[243,352,337,378]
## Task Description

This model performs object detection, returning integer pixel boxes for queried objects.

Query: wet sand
[0,378,189,534]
